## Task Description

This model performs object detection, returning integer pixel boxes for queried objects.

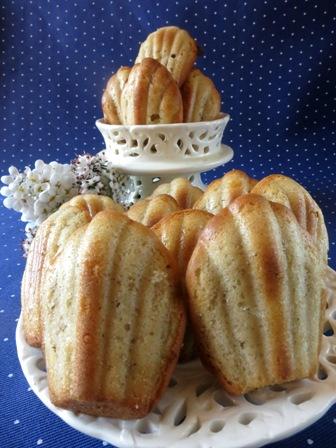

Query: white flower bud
[38,191,49,203]
[1,175,13,185]
[8,166,19,177]
[3,197,15,208]
[0,186,10,196]
[34,160,45,170]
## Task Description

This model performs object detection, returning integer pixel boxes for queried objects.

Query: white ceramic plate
[16,268,336,448]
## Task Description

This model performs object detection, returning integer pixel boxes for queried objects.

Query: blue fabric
[0,0,335,447]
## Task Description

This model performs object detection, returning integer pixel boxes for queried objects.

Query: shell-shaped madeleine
[61,193,124,215]
[186,194,325,395]
[151,177,203,209]
[152,209,213,362]
[152,209,213,280]
[102,67,131,124]
[181,68,221,122]
[252,174,328,263]
[43,210,185,418]
[121,58,183,125]
[135,26,198,86]
[21,195,122,347]
[127,194,180,227]
[194,169,257,214]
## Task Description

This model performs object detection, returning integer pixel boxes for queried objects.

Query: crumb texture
[187,194,325,395]
[43,210,185,418]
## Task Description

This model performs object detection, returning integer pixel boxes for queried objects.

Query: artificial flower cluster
[1,153,135,255]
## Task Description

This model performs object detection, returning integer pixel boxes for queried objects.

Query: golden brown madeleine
[43,210,185,419]
[152,209,213,280]
[252,174,328,263]
[193,169,257,214]
[151,177,203,209]
[127,194,180,227]
[101,67,131,124]
[135,26,198,86]
[61,193,124,215]
[186,194,325,395]
[181,68,221,122]
[152,209,213,362]
[121,58,183,125]
[21,195,122,347]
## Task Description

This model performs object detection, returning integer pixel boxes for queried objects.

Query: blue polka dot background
[0,1,335,447]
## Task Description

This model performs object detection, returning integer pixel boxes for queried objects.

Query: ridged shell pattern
[193,169,258,214]
[135,26,198,87]
[151,177,203,209]
[21,195,122,347]
[43,210,185,418]
[181,68,221,122]
[127,194,180,227]
[186,194,325,395]
[61,193,124,216]
[252,174,329,263]
[152,209,213,280]
[102,67,131,124]
[152,209,213,362]
[121,58,183,125]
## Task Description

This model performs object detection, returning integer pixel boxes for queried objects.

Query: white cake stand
[16,269,336,448]
[96,115,233,198]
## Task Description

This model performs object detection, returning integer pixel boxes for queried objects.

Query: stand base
[99,144,234,200]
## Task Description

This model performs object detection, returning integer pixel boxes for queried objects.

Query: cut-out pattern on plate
[97,115,229,161]
[16,268,336,448]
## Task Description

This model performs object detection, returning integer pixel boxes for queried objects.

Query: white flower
[1,160,78,226]
[1,153,140,255]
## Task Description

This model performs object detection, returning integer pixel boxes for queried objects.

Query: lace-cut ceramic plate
[16,268,336,448]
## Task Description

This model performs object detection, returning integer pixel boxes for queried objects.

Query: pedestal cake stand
[96,114,233,199]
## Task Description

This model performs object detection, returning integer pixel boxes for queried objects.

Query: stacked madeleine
[21,171,328,418]
[102,26,222,125]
